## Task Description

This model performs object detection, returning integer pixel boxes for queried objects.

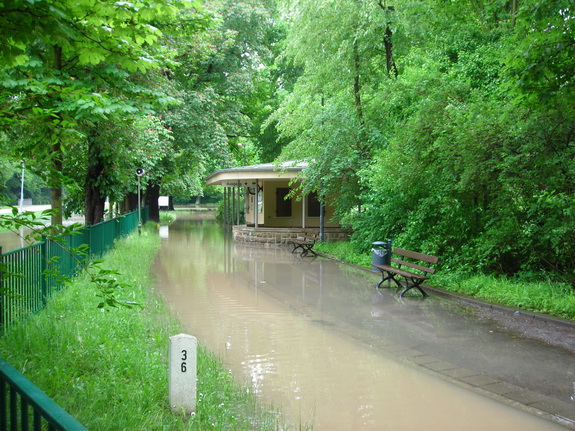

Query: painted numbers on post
[169,334,197,414]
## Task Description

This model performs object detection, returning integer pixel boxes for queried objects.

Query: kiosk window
[276,188,292,217]
[308,192,321,217]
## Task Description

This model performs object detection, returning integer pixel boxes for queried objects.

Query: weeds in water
[160,211,177,224]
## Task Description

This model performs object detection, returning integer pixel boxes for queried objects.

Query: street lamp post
[237,144,247,224]
[19,162,25,214]
[136,168,145,236]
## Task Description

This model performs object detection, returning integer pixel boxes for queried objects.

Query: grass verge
[314,241,575,320]
[0,224,284,430]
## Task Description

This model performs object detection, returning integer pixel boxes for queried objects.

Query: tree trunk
[84,179,106,225]
[168,196,175,211]
[49,45,64,229]
[510,0,518,28]
[377,1,398,78]
[49,150,63,229]
[125,193,139,212]
[353,40,364,127]
[384,24,398,78]
[353,40,370,161]
[84,130,106,225]
[146,182,161,222]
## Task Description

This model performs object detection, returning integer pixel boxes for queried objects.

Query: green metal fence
[0,208,148,334]
[0,208,149,429]
[0,357,87,430]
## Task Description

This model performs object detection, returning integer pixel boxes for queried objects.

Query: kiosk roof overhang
[205,161,308,187]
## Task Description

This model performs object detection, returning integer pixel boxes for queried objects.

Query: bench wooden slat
[373,264,429,280]
[393,248,439,265]
[292,239,313,245]
[390,258,436,275]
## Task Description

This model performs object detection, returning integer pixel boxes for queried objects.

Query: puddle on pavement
[154,214,570,430]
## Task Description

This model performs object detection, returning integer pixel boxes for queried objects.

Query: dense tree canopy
[1,0,573,283]
[272,0,575,281]
[1,0,210,223]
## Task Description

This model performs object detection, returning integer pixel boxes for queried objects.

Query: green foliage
[274,0,575,286]
[0,0,285,218]
[0,0,207,225]
[0,0,185,126]
[160,211,177,224]
[62,114,175,219]
[154,0,286,204]
[504,0,575,103]
[0,0,180,70]
[0,159,49,205]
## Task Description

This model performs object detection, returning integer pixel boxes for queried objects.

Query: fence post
[41,237,47,306]
[87,223,92,260]
[0,246,3,333]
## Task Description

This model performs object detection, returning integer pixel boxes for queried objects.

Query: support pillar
[255,179,259,228]
[302,193,306,229]
[320,201,325,242]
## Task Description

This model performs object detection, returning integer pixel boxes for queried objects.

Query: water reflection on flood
[154,214,568,430]
[0,228,29,252]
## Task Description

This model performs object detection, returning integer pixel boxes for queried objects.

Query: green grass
[434,272,575,319]
[0,224,286,430]
[315,241,575,320]
[314,241,371,267]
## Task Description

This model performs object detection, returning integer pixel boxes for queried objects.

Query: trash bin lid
[371,241,386,247]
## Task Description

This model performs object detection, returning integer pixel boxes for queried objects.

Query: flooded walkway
[154,214,575,430]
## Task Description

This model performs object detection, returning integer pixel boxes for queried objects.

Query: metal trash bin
[371,241,388,272]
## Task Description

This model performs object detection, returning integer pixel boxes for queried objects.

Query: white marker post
[169,334,197,415]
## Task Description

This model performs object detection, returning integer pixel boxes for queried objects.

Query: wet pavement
[237,247,575,428]
[359,290,575,428]
[154,214,575,430]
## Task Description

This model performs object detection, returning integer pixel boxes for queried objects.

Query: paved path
[368,283,575,429]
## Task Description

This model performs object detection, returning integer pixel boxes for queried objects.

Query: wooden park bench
[290,233,318,257]
[372,248,439,298]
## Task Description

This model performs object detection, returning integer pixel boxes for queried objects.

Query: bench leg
[297,244,317,257]
[399,278,428,298]
[306,246,317,257]
[291,243,303,254]
[377,272,402,289]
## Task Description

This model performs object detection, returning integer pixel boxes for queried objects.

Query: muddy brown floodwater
[154,213,573,430]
